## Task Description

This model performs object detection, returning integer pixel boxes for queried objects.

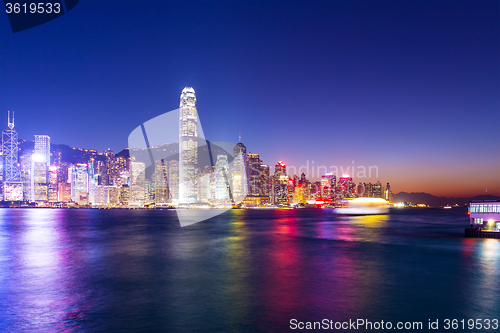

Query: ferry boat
[465,200,500,238]
[333,197,390,215]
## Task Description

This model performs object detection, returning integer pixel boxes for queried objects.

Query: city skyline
[1,1,498,197]
[3,104,499,201]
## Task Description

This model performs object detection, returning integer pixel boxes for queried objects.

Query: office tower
[272,175,289,205]
[198,165,212,203]
[247,153,262,196]
[34,135,50,167]
[154,160,169,204]
[108,155,127,185]
[321,173,335,201]
[385,182,393,203]
[287,177,295,204]
[215,155,230,202]
[70,164,89,203]
[232,140,247,200]
[47,166,58,202]
[2,111,22,200]
[179,87,198,204]
[145,179,155,204]
[274,161,286,178]
[129,160,145,206]
[270,161,288,205]
[337,175,355,199]
[167,160,179,202]
[363,182,373,197]
[356,182,365,197]
[309,181,321,200]
[58,183,72,202]
[19,153,32,201]
[88,159,97,204]
[259,164,270,197]
[31,154,48,202]
[119,185,130,205]
[119,170,130,186]
[372,181,382,198]
[294,183,307,204]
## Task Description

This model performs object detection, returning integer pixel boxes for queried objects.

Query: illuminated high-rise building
[372,181,382,198]
[179,87,198,203]
[58,183,71,202]
[48,166,58,202]
[70,164,89,203]
[129,160,145,206]
[247,153,262,196]
[232,139,247,200]
[259,164,270,197]
[20,153,32,201]
[321,173,336,201]
[215,155,230,202]
[154,160,169,204]
[274,161,286,178]
[337,175,355,199]
[167,160,179,202]
[34,135,50,167]
[2,111,22,200]
[384,182,393,203]
[294,183,307,204]
[271,161,288,205]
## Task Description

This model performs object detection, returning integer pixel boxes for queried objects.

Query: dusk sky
[0,0,499,197]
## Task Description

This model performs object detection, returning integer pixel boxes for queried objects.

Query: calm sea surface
[0,208,498,332]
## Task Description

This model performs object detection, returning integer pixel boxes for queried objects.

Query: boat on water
[333,197,390,215]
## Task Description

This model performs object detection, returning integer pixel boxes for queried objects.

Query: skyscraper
[247,153,262,196]
[337,175,355,199]
[215,155,230,202]
[2,111,22,201]
[232,139,247,200]
[179,87,198,204]
[34,135,50,167]
[129,160,145,206]
[70,164,89,203]
[271,161,288,205]
[320,173,336,201]
[154,160,169,204]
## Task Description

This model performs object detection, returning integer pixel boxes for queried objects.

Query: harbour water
[0,208,498,332]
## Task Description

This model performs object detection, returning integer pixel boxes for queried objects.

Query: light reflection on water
[0,207,498,332]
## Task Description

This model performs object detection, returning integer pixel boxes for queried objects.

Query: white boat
[333,198,390,215]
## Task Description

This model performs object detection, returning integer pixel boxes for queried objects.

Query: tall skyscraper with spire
[179,87,198,203]
[2,111,23,200]
[232,137,247,200]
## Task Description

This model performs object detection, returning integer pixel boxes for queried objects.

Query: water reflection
[471,240,500,317]
[261,213,302,328]
[0,208,498,332]
[4,209,90,331]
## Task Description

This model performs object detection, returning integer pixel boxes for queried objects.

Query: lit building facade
[232,141,247,200]
[337,175,355,199]
[129,160,145,206]
[179,87,198,203]
[154,160,169,204]
[34,135,50,167]
[215,155,230,202]
[70,164,89,203]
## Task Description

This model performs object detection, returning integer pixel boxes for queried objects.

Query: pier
[465,228,500,239]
